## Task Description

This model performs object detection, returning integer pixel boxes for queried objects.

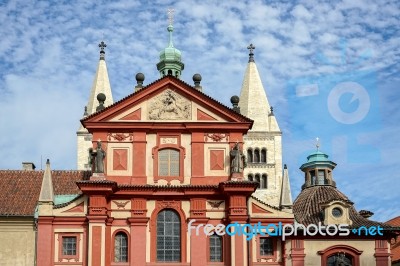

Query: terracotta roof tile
[293,185,388,229]
[0,170,90,216]
[386,216,400,227]
[386,217,400,262]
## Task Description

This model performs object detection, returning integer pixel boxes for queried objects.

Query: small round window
[332,207,343,218]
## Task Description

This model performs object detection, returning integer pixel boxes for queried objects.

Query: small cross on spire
[167,8,174,25]
[247,43,255,62]
[99,41,107,60]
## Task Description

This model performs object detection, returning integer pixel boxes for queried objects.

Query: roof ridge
[53,194,84,209]
[250,195,280,211]
[82,75,253,123]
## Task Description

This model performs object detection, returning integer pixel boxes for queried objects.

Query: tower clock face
[332,207,343,218]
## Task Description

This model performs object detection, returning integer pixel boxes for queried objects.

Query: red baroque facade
[35,75,396,266]
[36,76,294,266]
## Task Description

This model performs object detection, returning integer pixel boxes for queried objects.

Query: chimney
[22,162,36,171]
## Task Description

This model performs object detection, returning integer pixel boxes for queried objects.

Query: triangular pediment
[82,76,252,126]
[249,197,294,219]
[53,196,87,217]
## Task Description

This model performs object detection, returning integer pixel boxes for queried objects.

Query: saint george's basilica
[0,13,397,266]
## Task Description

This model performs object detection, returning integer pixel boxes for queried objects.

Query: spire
[239,44,280,132]
[77,42,114,170]
[86,41,114,115]
[39,159,54,203]
[157,8,184,78]
[280,164,293,210]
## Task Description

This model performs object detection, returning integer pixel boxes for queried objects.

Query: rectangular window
[62,236,77,256]
[318,170,325,185]
[259,238,273,256]
[158,149,180,176]
[209,234,223,262]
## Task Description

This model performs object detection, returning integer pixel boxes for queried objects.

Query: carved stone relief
[107,133,133,142]
[148,89,191,120]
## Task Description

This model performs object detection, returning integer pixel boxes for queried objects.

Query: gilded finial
[247,43,255,62]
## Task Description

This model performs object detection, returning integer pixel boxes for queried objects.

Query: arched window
[247,149,253,163]
[114,232,128,262]
[327,253,353,266]
[157,209,181,262]
[254,149,260,163]
[159,149,180,176]
[248,174,254,182]
[310,170,316,185]
[318,245,362,266]
[261,174,267,189]
[261,149,267,163]
[209,234,223,262]
[255,174,261,188]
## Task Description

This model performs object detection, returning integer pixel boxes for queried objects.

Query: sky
[0,0,399,222]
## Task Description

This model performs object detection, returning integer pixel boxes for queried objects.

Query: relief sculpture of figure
[230,142,246,174]
[89,140,106,173]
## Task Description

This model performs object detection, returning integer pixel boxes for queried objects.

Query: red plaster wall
[37,217,54,266]
[92,226,102,266]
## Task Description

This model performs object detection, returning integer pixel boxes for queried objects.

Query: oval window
[332,207,343,218]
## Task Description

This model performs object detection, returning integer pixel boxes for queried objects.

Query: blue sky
[0,0,399,222]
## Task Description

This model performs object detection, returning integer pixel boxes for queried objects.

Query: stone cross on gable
[167,8,174,25]
[247,43,255,62]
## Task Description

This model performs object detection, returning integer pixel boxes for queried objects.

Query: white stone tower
[239,44,292,208]
[76,41,114,170]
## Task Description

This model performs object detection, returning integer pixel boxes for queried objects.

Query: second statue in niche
[230,142,246,174]
[89,140,106,173]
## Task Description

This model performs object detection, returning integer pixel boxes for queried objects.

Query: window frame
[254,149,260,163]
[255,174,261,188]
[150,202,187,263]
[208,233,224,263]
[112,230,130,264]
[261,174,267,189]
[256,236,277,261]
[247,149,253,163]
[318,245,362,266]
[158,148,180,177]
[152,134,185,184]
[261,148,267,163]
[58,233,80,261]
[156,209,181,262]
[248,173,254,182]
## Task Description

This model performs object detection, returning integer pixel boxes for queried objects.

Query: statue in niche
[230,142,246,174]
[89,140,106,173]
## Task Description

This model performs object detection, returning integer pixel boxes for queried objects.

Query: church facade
[0,17,397,266]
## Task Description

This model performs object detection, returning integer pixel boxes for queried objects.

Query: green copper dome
[300,150,337,171]
[157,24,184,78]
